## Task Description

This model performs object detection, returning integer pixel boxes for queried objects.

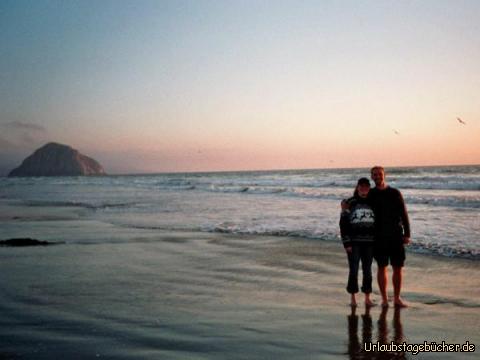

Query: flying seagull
[456,117,466,125]
[393,129,400,135]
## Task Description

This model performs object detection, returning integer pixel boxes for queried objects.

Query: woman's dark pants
[347,243,373,294]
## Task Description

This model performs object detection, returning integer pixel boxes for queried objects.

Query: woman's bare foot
[350,294,357,307]
[365,294,375,307]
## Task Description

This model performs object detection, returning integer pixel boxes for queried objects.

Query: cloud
[0,136,24,176]
[0,136,18,151]
[0,121,49,175]
[0,121,49,174]
[1,121,46,132]
[0,120,48,149]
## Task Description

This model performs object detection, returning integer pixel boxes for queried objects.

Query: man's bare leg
[377,266,388,307]
[393,266,407,307]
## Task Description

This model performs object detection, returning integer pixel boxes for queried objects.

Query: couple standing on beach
[340,166,411,308]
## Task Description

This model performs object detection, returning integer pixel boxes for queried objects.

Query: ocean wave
[130,176,480,193]
[403,195,480,209]
[112,220,480,261]
[210,227,479,260]
[191,185,480,209]
[6,170,477,192]
[24,200,136,210]
[21,186,479,211]
[407,243,479,260]
[211,225,332,240]
[410,293,480,308]
[385,167,421,174]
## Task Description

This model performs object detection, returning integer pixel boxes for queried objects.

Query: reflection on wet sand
[347,306,407,360]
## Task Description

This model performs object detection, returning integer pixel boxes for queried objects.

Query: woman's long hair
[353,186,359,198]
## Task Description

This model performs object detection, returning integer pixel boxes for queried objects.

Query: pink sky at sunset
[1,1,479,174]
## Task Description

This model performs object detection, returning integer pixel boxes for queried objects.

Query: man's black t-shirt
[367,186,410,246]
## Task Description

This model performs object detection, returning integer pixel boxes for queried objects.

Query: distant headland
[8,142,106,177]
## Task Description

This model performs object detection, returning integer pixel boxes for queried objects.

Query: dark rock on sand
[0,238,60,246]
[8,142,106,177]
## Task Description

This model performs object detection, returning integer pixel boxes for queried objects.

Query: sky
[1,0,479,174]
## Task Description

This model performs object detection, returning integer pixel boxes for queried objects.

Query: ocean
[1,165,479,259]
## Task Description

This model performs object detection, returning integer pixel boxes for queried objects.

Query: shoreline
[0,198,478,262]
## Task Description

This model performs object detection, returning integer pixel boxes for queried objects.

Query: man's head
[370,166,386,188]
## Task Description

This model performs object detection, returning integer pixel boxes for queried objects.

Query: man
[368,166,411,307]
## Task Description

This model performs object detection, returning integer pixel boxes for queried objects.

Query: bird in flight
[393,129,400,135]
[456,117,466,125]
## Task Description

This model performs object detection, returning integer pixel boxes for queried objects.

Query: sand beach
[1,229,478,359]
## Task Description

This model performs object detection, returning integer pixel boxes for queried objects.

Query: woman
[339,177,375,306]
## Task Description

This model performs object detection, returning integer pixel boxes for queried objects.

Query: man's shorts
[374,243,405,267]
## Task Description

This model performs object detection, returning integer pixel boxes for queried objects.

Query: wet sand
[0,231,478,359]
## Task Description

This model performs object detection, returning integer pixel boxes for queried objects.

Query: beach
[2,0,480,357]
[0,167,479,359]
[1,229,479,359]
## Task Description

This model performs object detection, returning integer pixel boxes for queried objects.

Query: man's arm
[398,191,411,242]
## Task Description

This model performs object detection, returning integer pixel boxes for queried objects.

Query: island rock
[0,238,61,246]
[8,142,106,177]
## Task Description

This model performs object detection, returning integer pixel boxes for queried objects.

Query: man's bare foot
[350,294,357,307]
[394,298,408,308]
[380,295,389,307]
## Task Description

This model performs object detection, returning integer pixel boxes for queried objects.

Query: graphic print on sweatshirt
[350,205,375,226]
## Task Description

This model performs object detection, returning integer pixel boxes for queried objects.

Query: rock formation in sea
[0,238,61,246]
[8,142,106,177]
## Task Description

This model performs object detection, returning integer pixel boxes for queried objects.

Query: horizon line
[2,163,479,178]
[95,162,480,177]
